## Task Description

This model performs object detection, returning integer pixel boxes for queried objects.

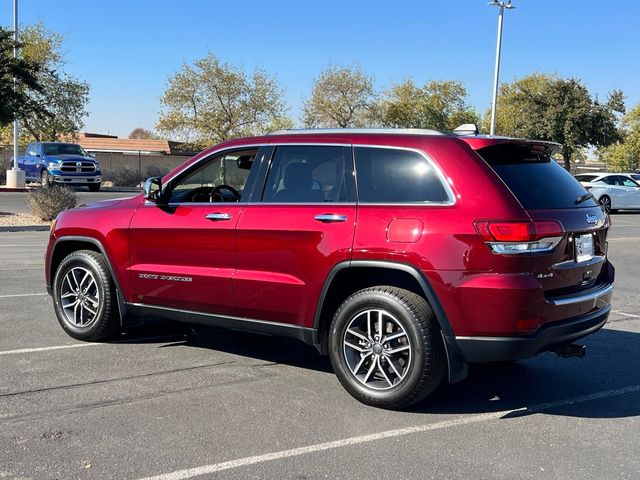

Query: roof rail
[267,128,446,136]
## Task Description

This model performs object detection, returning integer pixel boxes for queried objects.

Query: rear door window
[575,174,597,182]
[354,147,451,204]
[262,145,355,203]
[477,144,598,209]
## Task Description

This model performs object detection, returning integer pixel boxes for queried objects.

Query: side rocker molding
[313,260,469,384]
[50,236,140,328]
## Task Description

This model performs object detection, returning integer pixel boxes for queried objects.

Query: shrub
[104,167,142,187]
[27,185,77,221]
[0,167,5,186]
[143,165,169,179]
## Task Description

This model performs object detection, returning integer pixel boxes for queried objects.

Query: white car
[575,173,640,213]
[622,172,640,182]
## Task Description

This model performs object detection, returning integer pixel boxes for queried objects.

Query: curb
[0,188,29,192]
[0,225,49,232]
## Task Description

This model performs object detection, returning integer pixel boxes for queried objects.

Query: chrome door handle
[205,212,232,221]
[314,214,348,223]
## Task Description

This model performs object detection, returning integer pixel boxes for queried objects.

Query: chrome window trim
[162,143,268,187]
[352,144,457,206]
[157,141,457,208]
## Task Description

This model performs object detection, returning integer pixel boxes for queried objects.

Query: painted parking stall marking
[138,384,640,480]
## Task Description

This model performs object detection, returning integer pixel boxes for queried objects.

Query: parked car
[18,142,102,191]
[575,172,640,213]
[45,128,614,409]
[621,172,640,182]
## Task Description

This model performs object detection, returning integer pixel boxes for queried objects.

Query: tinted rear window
[477,144,598,209]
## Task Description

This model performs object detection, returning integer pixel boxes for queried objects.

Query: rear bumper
[455,305,610,363]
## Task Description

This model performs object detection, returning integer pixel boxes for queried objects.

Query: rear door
[475,143,609,296]
[618,175,640,207]
[234,144,356,327]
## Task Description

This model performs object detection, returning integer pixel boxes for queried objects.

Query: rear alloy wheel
[599,195,615,213]
[41,169,50,188]
[329,286,446,409]
[52,250,120,341]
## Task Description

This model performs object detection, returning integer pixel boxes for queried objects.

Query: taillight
[474,220,564,254]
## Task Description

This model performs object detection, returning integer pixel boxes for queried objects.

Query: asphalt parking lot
[0,215,639,479]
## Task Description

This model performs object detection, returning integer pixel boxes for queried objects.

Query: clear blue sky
[2,0,639,138]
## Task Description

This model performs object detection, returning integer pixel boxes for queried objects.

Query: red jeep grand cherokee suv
[45,128,614,408]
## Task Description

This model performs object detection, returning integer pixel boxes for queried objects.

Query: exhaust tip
[552,344,587,359]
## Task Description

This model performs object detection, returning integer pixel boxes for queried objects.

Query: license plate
[575,234,594,262]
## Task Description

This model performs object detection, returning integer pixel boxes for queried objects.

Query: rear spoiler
[459,136,561,156]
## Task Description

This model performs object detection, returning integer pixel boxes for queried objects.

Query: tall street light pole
[7,0,25,188]
[488,0,515,136]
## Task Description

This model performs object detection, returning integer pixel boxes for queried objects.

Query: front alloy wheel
[599,195,612,213]
[59,266,100,329]
[52,250,119,341]
[329,286,446,409]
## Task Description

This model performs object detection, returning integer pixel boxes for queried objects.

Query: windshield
[43,143,88,157]
[477,144,599,209]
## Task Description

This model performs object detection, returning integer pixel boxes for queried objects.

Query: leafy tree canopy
[128,127,158,139]
[0,27,44,127]
[157,53,290,147]
[600,104,640,173]
[303,64,376,128]
[486,73,624,170]
[18,23,90,142]
[378,79,479,130]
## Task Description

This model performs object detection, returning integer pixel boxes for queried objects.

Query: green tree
[378,79,479,130]
[600,104,640,172]
[18,23,90,141]
[157,53,289,147]
[128,127,158,139]
[0,27,44,127]
[487,73,624,170]
[303,64,376,128]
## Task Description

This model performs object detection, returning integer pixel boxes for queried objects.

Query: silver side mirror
[144,177,162,202]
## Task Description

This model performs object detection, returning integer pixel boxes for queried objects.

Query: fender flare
[49,236,137,328]
[313,260,468,383]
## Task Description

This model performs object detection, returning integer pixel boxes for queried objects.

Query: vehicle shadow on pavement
[120,319,334,373]
[416,328,640,418]
[119,320,640,418]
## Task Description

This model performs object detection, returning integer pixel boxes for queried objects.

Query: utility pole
[7,0,26,188]
[488,0,515,136]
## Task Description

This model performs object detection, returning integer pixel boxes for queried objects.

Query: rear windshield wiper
[575,192,595,205]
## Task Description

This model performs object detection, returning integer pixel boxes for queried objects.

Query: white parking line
[0,334,190,356]
[0,343,97,356]
[613,310,640,319]
[0,292,48,299]
[138,384,640,480]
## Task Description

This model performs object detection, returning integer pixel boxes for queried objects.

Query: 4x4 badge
[585,214,598,225]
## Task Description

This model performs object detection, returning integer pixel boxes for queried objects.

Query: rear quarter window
[477,144,598,209]
[354,147,451,204]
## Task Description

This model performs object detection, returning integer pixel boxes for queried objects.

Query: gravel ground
[0,212,47,226]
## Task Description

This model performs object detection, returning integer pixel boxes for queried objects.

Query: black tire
[328,286,446,409]
[41,169,50,188]
[599,195,616,214]
[87,183,101,192]
[52,250,120,341]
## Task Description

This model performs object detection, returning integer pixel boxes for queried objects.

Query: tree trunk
[563,148,572,172]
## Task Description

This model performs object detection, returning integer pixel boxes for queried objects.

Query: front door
[234,144,357,327]
[128,147,261,316]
